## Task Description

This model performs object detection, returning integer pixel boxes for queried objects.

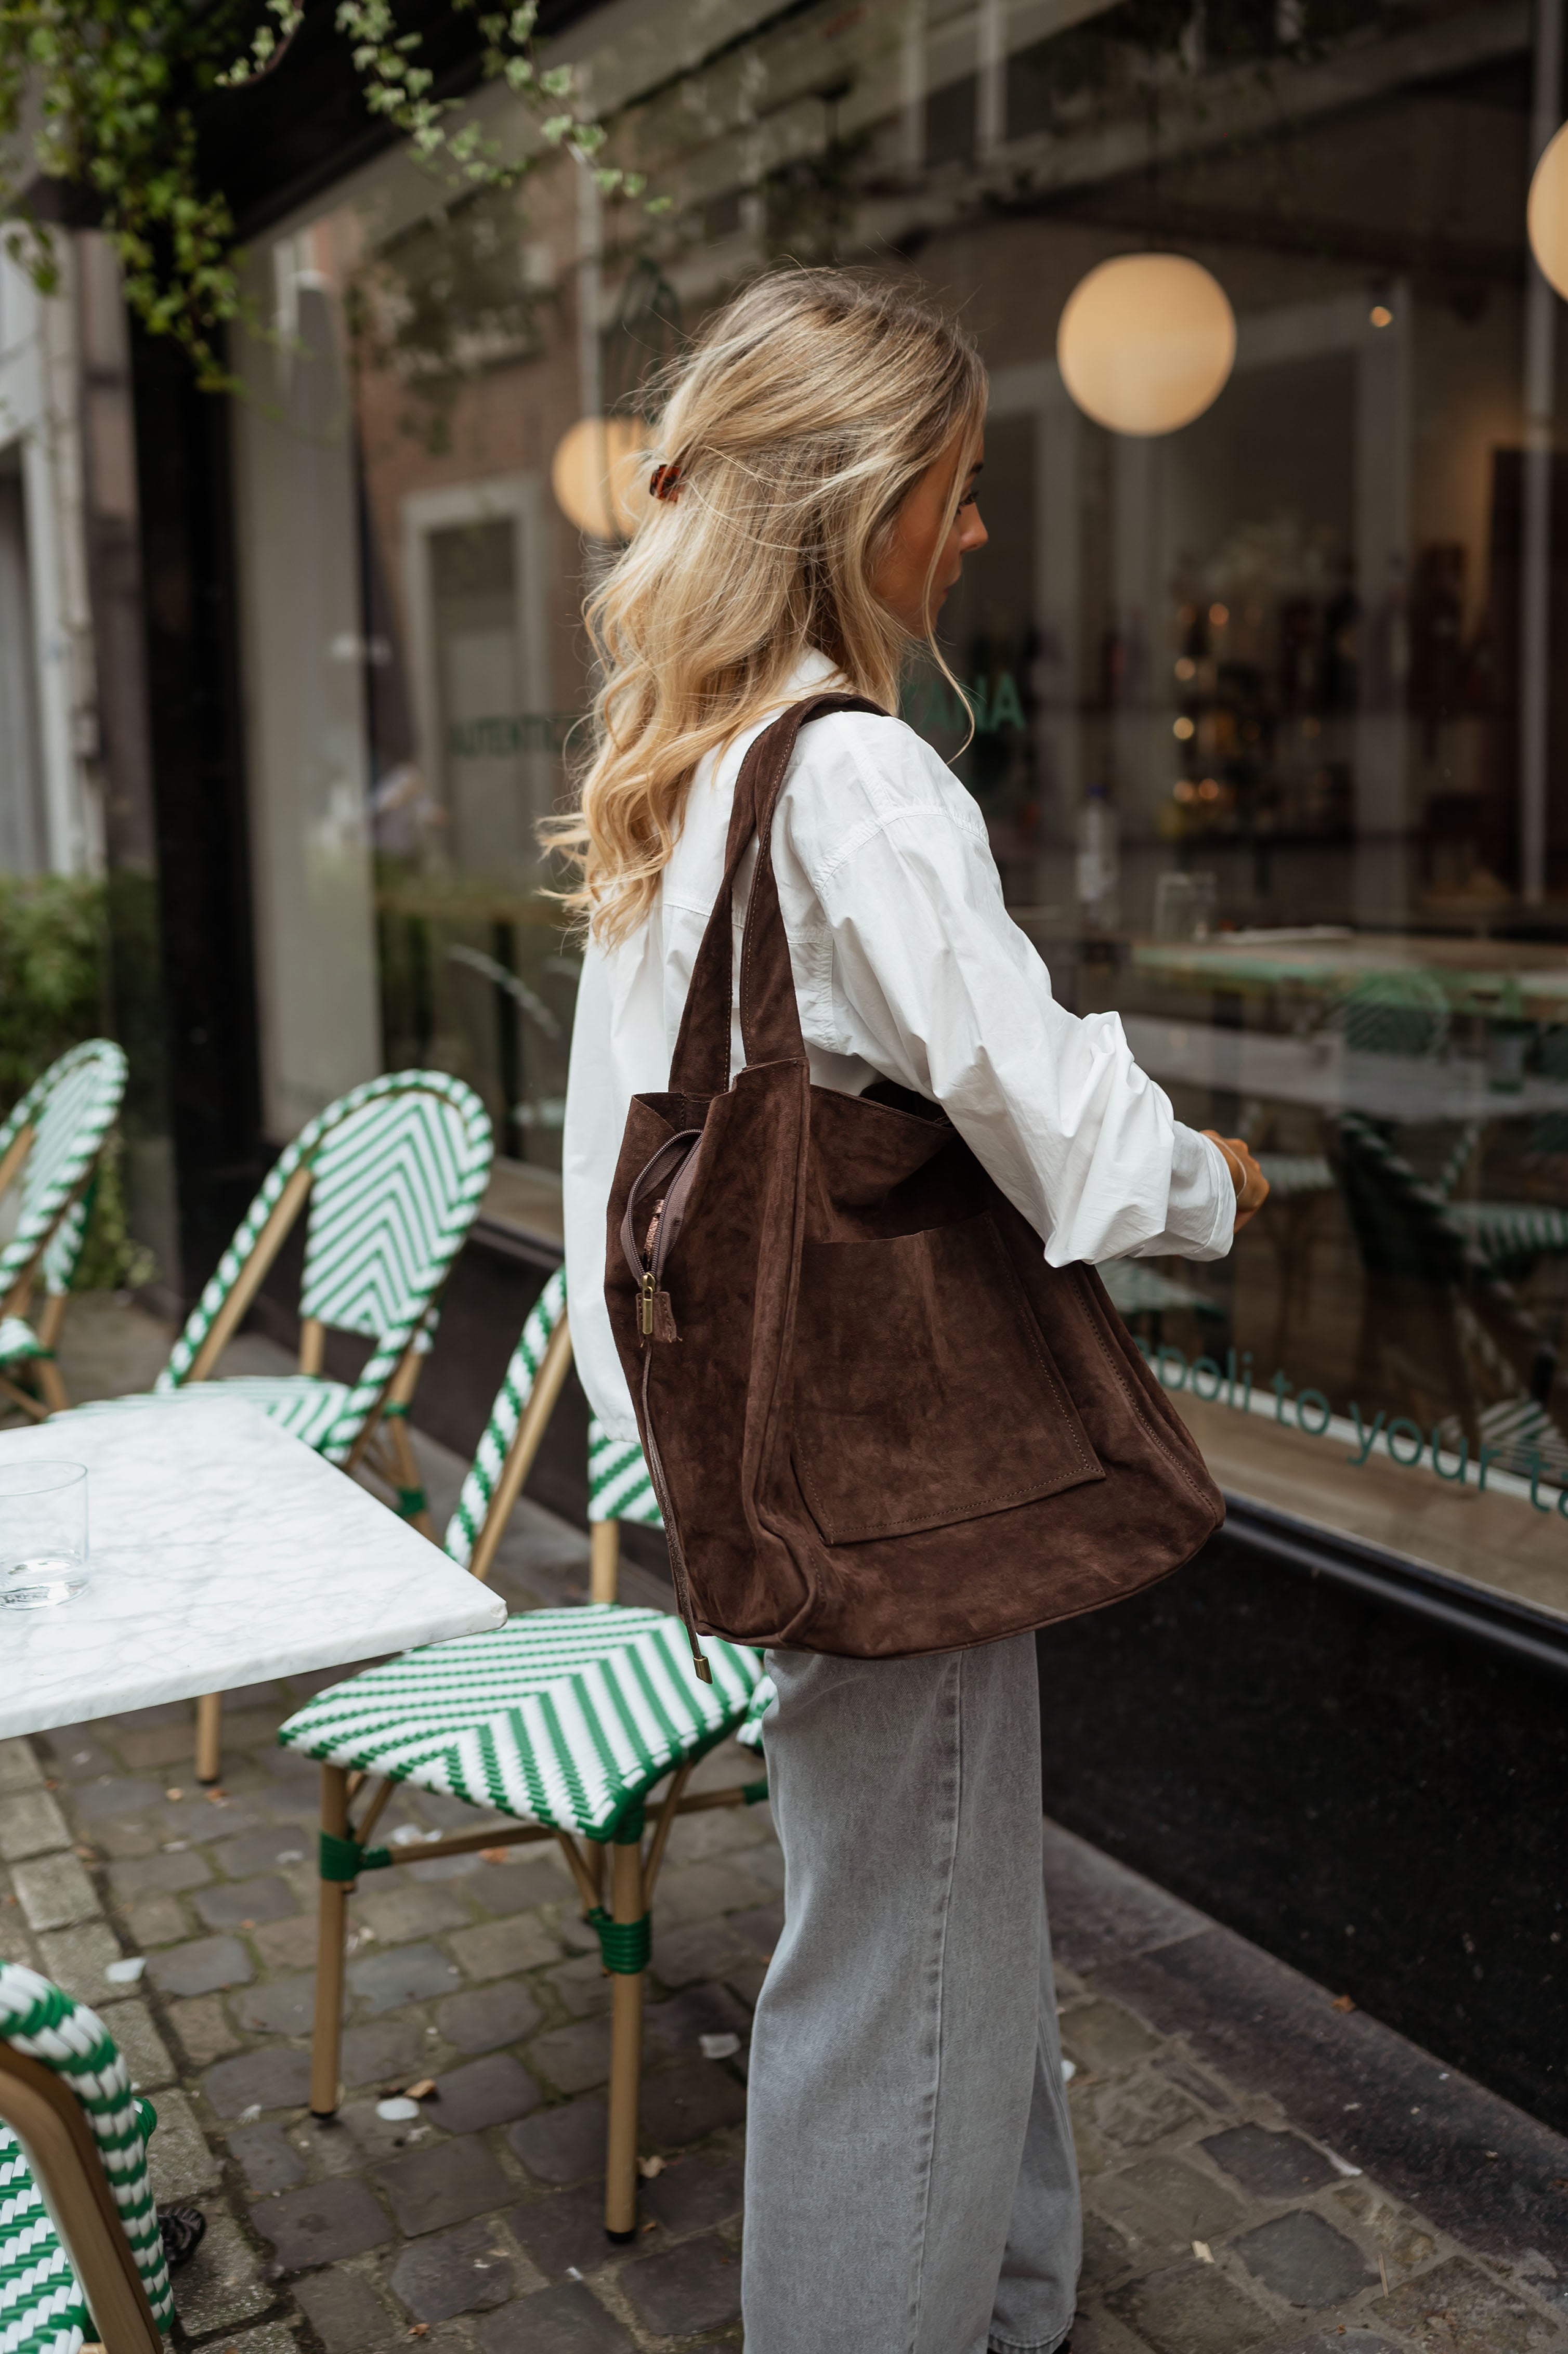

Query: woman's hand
[1202,1130,1270,1233]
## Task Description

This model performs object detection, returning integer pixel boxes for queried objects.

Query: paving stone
[233,1972,316,2036]
[1274,2338,1399,2353]
[648,1859,772,1930]
[144,2087,224,2199]
[0,1788,70,1861]
[428,2052,541,2133]
[1060,1999,1163,2074]
[639,2062,748,2147]
[98,1997,177,2091]
[216,1826,313,1877]
[469,2282,634,2352]
[37,1920,128,2006]
[204,2044,315,2118]
[725,1957,770,2009]
[69,1775,165,1823]
[109,1847,212,1899]
[620,2234,743,2333]
[651,1917,753,1991]
[34,1728,113,1780]
[159,1793,266,1843]
[1233,2210,1375,2308]
[206,2323,299,2354]
[1107,2259,1274,2354]
[251,2177,394,2269]
[341,2018,429,2088]
[90,1818,159,1859]
[1373,2255,1552,2352]
[409,1852,485,1884]
[148,1933,254,1997]
[337,2098,447,2163]
[124,1892,192,1948]
[1203,2125,1341,2200]
[166,2205,272,2334]
[507,2181,620,2279]
[192,1873,298,1931]
[357,1879,473,1943]
[528,2017,611,2096]
[374,2134,513,2235]
[641,2153,744,2237]
[118,1721,209,1770]
[730,1902,784,1954]
[348,1940,462,2014]
[168,1993,243,2067]
[647,1982,753,2057]
[1081,2211,1136,2292]
[436,1979,543,2052]
[293,2266,399,2352]
[12,1849,98,1931]
[1094,2157,1245,2252]
[230,2120,310,2195]
[508,2097,609,2187]
[1094,2076,1205,2154]
[388,2217,514,2321]
[468,1853,570,1916]
[252,1916,318,1971]
[540,1952,615,2019]
[449,1914,562,1980]
[0,1736,45,1791]
[1330,2182,1437,2271]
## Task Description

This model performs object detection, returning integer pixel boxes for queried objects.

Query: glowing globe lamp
[1057,254,1236,437]
[1529,121,1568,300]
[550,416,649,539]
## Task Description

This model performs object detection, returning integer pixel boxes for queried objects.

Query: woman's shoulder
[785,703,988,855]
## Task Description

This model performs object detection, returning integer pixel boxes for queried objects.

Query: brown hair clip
[649,462,683,502]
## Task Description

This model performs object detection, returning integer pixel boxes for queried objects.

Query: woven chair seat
[735,1675,773,1753]
[0,1962,174,2350]
[0,1318,44,1365]
[63,1376,355,1454]
[277,1607,765,1842]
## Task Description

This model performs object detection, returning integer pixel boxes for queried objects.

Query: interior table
[0,1395,506,1738]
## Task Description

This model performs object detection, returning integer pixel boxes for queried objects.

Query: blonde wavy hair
[545,268,986,941]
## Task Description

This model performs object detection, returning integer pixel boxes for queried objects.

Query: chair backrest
[0,1961,173,2345]
[444,1268,665,1583]
[158,1071,492,1460]
[0,1042,128,1305]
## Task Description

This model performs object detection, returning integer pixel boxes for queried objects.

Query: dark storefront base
[251,1221,1568,2136]
[1037,1513,1568,2141]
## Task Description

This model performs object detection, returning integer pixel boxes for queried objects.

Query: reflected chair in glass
[0,1960,176,2352]
[276,1266,768,2243]
[1335,1110,1568,1475]
[0,1040,128,1422]
[83,1070,492,1782]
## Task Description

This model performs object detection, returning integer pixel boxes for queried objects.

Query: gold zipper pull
[639,1271,657,1337]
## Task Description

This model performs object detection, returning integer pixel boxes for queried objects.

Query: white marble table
[0,1396,505,1737]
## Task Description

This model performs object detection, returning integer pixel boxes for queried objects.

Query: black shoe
[157,2204,206,2268]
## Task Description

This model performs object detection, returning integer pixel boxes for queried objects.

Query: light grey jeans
[742,1632,1081,2354]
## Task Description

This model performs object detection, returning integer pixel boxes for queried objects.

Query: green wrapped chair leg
[277,1266,769,2243]
[0,1961,175,2353]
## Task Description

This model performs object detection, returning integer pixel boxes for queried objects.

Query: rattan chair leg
[194,1693,223,1785]
[386,1412,436,1539]
[604,1832,645,2241]
[311,1767,351,2118]
[589,1520,620,1605]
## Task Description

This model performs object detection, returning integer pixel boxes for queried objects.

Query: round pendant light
[1529,121,1568,299]
[550,415,649,540]
[1057,254,1236,437]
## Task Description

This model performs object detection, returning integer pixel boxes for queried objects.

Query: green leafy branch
[0,0,661,391]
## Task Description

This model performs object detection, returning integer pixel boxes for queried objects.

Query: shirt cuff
[1127,1125,1236,1260]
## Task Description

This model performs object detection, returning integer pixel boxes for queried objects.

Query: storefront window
[231,0,1568,1615]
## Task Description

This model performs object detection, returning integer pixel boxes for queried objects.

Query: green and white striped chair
[80,1071,491,1782]
[0,1041,127,1423]
[276,1265,768,2244]
[0,1960,174,2352]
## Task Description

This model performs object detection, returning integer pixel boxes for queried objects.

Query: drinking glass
[0,1460,89,1609]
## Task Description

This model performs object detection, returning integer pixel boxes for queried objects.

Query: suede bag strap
[667,692,883,1098]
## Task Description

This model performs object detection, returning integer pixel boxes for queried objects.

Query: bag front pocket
[790,1213,1103,1544]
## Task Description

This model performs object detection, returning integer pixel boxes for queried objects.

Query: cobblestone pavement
[4,1307,1568,2352]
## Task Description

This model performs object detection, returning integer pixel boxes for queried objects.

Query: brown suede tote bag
[605,692,1224,1679]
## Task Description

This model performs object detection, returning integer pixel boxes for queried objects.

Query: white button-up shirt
[564,651,1235,1441]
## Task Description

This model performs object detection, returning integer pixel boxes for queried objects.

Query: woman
[559,269,1265,2354]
